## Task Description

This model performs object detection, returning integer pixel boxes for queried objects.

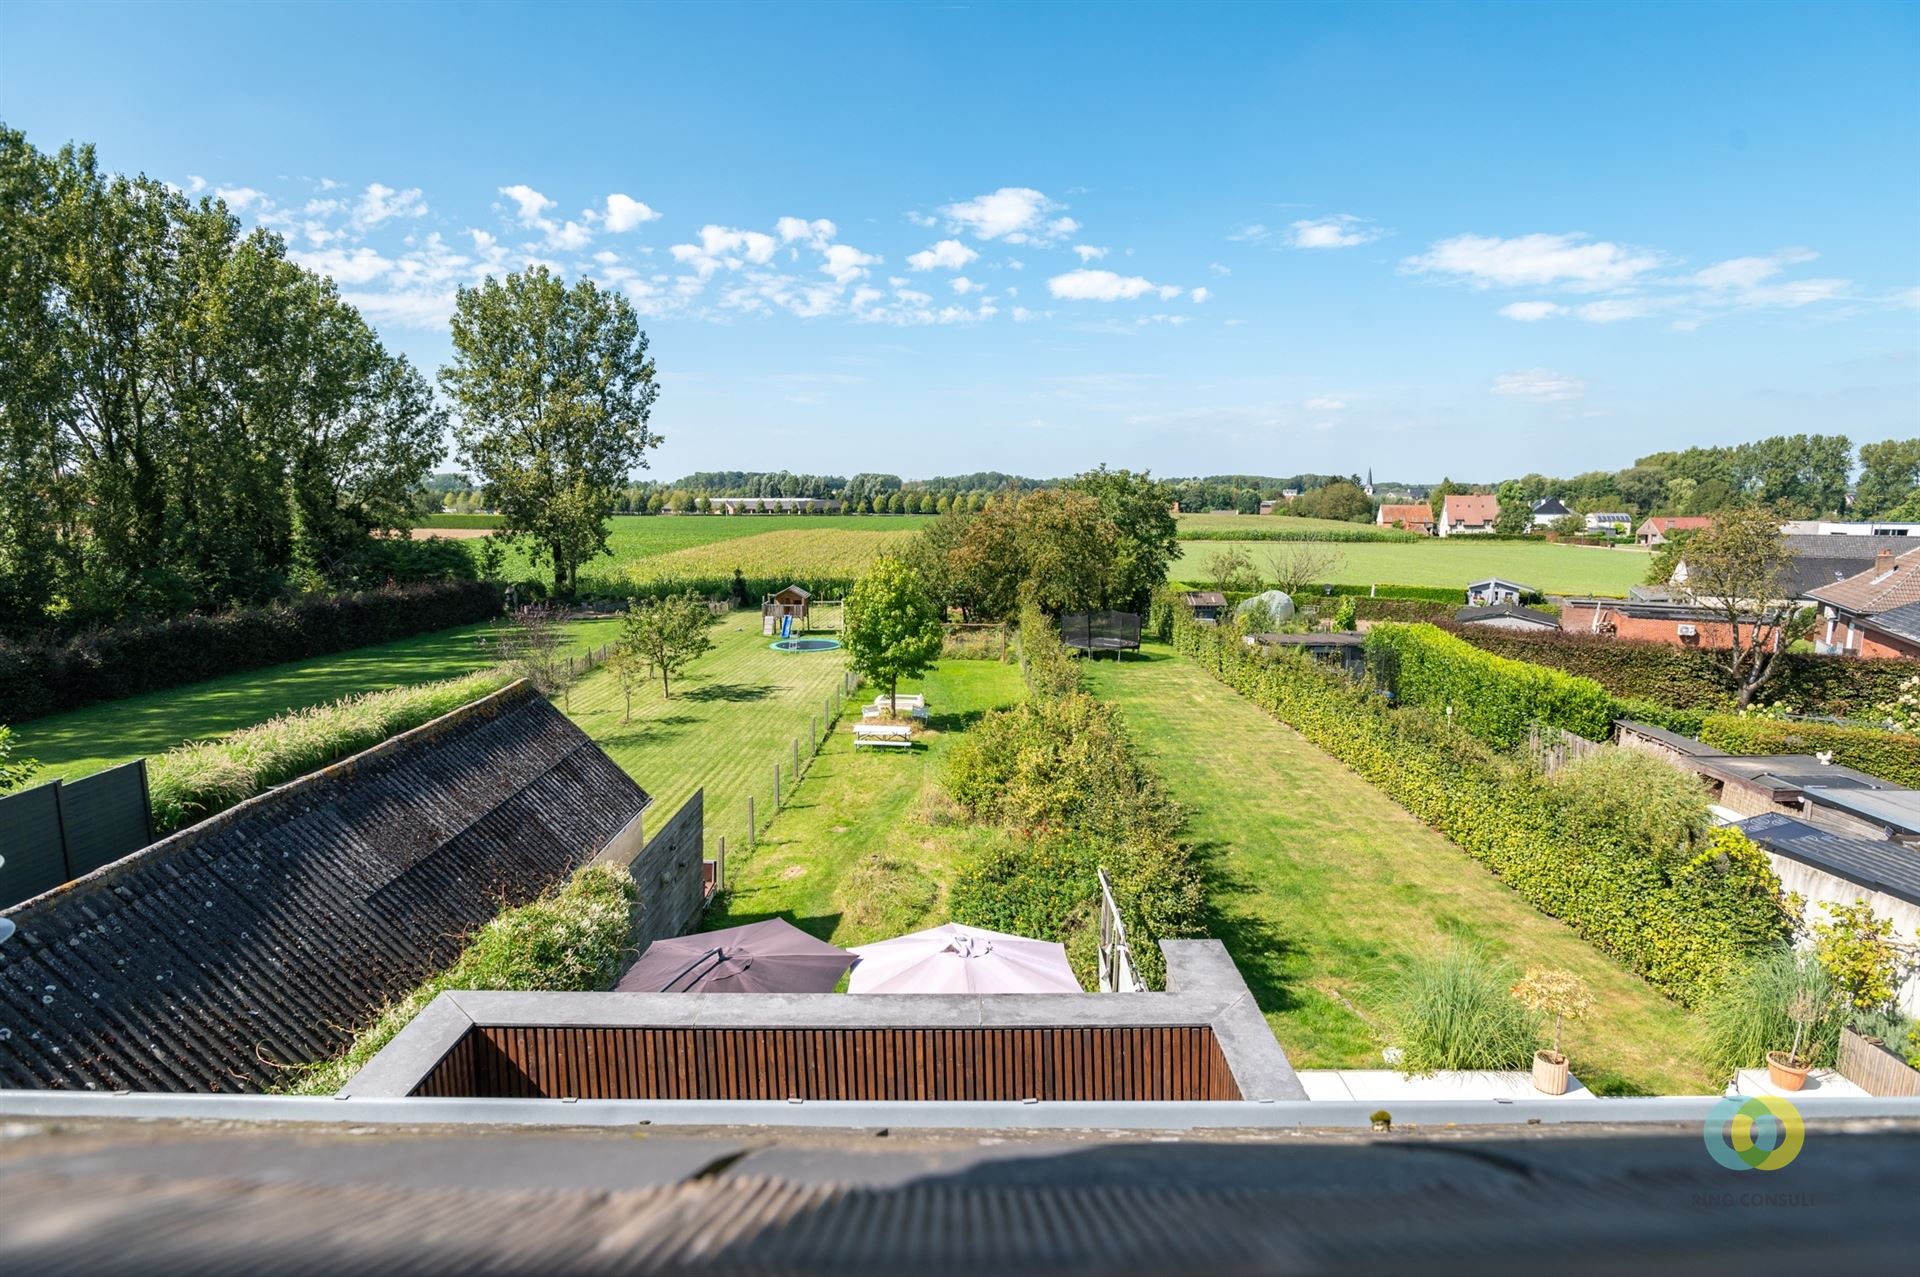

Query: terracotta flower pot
[1532,1049,1570,1095]
[1766,1050,1811,1091]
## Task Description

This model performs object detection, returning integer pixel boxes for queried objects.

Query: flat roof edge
[4,1090,1919,1131]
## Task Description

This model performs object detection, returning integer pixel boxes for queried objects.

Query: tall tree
[845,556,945,716]
[1678,507,1810,707]
[1854,439,1920,518]
[442,267,660,595]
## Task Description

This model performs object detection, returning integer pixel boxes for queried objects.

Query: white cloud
[546,220,593,251]
[820,243,878,285]
[1072,245,1108,262]
[292,245,393,285]
[215,186,266,211]
[1574,298,1659,324]
[353,183,427,227]
[1012,306,1037,322]
[1304,395,1345,411]
[1227,224,1270,243]
[1208,262,1231,277]
[1189,287,1211,303]
[1499,301,1567,322]
[1403,232,1663,291]
[777,216,836,248]
[1492,368,1587,402]
[670,225,779,277]
[940,187,1068,243]
[951,277,981,295]
[906,239,979,271]
[497,184,555,224]
[185,175,207,195]
[604,194,661,231]
[1047,269,1182,302]
[1287,214,1382,249]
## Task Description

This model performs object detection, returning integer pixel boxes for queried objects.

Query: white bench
[853,723,913,749]
[868,694,928,721]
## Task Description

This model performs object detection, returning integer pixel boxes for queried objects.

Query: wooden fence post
[773,763,781,809]
[717,835,725,891]
[793,738,800,779]
[747,797,755,849]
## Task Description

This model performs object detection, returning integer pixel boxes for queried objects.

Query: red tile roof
[1809,547,1920,615]
[1442,493,1499,526]
[1636,516,1715,537]
[1377,503,1433,527]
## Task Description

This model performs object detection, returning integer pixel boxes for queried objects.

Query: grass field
[1174,537,1650,595]
[12,618,616,783]
[562,610,865,857]
[704,657,1028,948]
[1080,646,1712,1095]
[600,527,921,590]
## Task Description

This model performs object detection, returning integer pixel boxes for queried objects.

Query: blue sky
[4,0,1916,482]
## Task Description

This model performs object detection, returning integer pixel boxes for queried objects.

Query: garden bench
[853,723,913,749]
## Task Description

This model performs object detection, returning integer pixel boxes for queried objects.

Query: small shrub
[1548,749,1709,865]
[1701,948,1844,1077]
[277,865,635,1094]
[1386,942,1542,1074]
[1812,899,1903,1014]
[0,724,38,794]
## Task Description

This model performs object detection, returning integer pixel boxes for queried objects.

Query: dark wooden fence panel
[416,1024,1241,1101]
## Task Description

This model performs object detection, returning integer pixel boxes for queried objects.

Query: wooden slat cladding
[415,1025,1243,1100]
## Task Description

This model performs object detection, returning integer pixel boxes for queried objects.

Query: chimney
[1878,547,1896,573]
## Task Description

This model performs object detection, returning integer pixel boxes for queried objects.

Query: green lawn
[562,611,868,857]
[704,657,1028,947]
[1174,537,1650,595]
[12,618,616,783]
[1176,512,1395,537]
[448,512,933,580]
[1080,645,1713,1095]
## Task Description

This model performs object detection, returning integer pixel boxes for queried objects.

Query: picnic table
[853,723,914,749]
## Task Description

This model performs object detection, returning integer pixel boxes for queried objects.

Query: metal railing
[1097,868,1142,993]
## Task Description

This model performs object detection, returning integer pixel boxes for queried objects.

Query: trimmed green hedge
[0,580,503,723]
[1699,716,1920,788]
[277,864,636,1094]
[148,670,516,833]
[1364,623,1618,747]
[1174,611,1794,1003]
[1445,625,1920,719]
[1354,598,1454,624]
[1177,526,1418,544]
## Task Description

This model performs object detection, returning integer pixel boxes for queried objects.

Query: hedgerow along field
[1173,537,1651,595]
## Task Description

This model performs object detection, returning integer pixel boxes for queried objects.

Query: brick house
[1376,502,1435,534]
[1558,597,1782,650]
[1809,547,1920,658]
[1634,515,1714,548]
[1438,493,1499,537]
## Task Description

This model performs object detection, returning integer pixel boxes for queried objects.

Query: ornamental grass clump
[1386,942,1543,1075]
[277,865,636,1095]
[1701,948,1844,1077]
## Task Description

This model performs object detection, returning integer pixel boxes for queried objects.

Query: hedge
[1444,625,1920,719]
[947,608,1206,989]
[0,580,505,723]
[276,864,635,1094]
[147,669,518,834]
[1174,610,1794,1003]
[1176,526,1419,544]
[1353,597,1454,624]
[1699,715,1920,789]
[1364,623,1619,747]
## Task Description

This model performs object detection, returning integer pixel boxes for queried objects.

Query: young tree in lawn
[497,604,566,695]
[1679,505,1809,707]
[441,267,660,596]
[1262,542,1345,599]
[618,592,715,700]
[845,556,945,716]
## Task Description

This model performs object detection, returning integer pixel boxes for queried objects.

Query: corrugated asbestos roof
[0,682,648,1093]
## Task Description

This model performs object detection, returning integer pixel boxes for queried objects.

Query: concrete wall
[595,788,707,956]
[1765,852,1920,1016]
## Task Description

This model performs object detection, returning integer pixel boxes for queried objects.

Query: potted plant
[1766,989,1819,1091]
[1511,968,1593,1096]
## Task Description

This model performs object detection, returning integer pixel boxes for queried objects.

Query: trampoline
[1060,611,1141,657]
[771,637,842,653]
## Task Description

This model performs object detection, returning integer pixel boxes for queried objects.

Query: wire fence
[714,667,863,894]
